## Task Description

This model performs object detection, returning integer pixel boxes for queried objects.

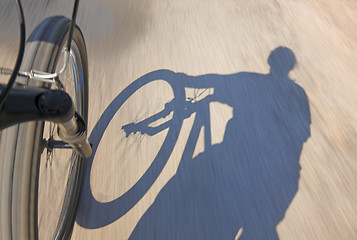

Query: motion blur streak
[1,0,357,239]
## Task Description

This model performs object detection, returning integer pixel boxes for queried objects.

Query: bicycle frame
[0,0,92,158]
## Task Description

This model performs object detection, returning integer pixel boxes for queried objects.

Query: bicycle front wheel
[0,16,88,240]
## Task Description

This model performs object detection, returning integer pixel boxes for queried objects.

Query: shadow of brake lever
[122,122,142,137]
[121,98,179,137]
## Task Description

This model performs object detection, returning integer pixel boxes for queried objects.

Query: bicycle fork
[0,84,92,158]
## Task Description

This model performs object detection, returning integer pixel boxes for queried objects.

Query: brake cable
[0,0,26,110]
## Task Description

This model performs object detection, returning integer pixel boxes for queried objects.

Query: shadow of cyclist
[129,47,311,239]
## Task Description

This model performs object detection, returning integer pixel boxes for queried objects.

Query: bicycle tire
[0,16,88,240]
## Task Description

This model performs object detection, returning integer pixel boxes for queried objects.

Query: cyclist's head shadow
[76,47,311,239]
[268,46,296,76]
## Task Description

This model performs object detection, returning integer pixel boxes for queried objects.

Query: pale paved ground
[1,0,357,239]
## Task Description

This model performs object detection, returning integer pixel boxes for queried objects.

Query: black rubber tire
[0,16,88,240]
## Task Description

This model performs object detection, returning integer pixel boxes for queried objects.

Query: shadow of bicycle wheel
[76,69,185,229]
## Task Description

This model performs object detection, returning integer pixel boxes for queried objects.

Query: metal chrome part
[58,113,92,158]
[0,49,71,84]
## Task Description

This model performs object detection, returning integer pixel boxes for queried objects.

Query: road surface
[0,0,357,239]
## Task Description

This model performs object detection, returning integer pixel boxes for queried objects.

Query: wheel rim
[37,42,85,240]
